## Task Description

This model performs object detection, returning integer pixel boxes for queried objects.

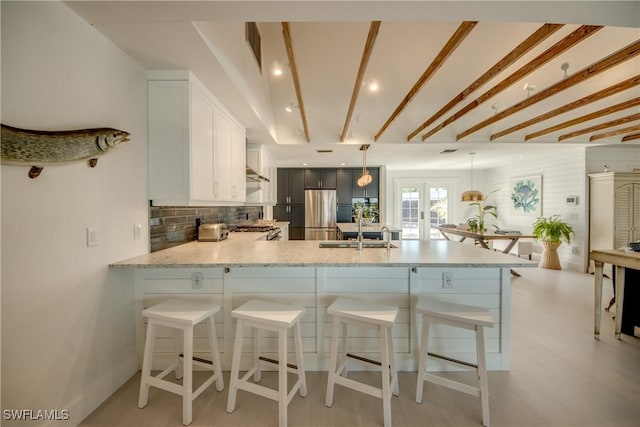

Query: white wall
[1,2,148,425]
[585,145,640,174]
[486,146,587,271]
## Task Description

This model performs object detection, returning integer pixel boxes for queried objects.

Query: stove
[232,224,282,240]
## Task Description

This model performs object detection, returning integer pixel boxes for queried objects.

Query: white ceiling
[65,1,640,170]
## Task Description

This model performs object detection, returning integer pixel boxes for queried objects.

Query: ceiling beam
[525,97,640,141]
[457,38,640,141]
[340,21,381,142]
[406,23,565,141]
[419,25,602,142]
[558,112,640,141]
[373,21,477,142]
[282,22,311,142]
[622,133,640,142]
[490,75,640,140]
[589,123,640,142]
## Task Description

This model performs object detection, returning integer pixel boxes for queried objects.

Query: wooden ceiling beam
[419,25,602,142]
[491,75,640,140]
[525,97,640,141]
[340,21,381,142]
[406,23,565,141]
[457,38,640,141]
[282,22,311,142]
[373,21,477,142]
[622,133,640,142]
[558,112,640,141]
[589,124,640,142]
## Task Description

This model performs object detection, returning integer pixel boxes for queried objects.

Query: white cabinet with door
[148,70,246,206]
[589,172,640,272]
[246,143,277,205]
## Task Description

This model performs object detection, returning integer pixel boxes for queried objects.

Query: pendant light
[357,144,372,187]
[461,152,484,202]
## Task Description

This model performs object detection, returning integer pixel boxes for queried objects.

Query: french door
[397,181,452,240]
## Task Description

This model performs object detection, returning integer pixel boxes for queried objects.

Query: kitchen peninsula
[111,237,536,373]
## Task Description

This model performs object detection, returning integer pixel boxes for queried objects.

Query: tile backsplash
[150,205,263,252]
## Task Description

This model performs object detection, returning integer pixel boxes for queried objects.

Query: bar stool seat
[138,298,224,426]
[415,298,494,427]
[226,299,307,427]
[325,297,399,427]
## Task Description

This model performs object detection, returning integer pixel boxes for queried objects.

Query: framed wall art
[510,175,542,216]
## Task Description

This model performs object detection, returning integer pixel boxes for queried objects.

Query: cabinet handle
[319,180,322,188]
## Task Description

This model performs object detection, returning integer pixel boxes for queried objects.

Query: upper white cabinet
[246,143,277,205]
[148,71,246,206]
[589,172,640,270]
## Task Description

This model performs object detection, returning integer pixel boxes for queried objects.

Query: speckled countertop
[110,234,537,269]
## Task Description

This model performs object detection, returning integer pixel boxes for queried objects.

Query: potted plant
[532,215,575,270]
[465,191,498,233]
[353,202,378,224]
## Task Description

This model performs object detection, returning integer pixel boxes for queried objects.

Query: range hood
[246,166,270,182]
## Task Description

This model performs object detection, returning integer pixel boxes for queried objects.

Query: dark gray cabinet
[276,168,305,239]
[277,168,305,204]
[304,168,337,189]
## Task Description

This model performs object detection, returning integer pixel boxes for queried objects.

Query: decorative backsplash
[150,205,263,252]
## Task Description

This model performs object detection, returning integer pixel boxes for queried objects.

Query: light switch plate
[87,227,98,247]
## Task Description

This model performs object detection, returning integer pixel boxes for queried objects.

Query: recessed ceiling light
[340,162,346,166]
[368,80,379,92]
[285,105,292,113]
[302,162,308,166]
[272,61,284,77]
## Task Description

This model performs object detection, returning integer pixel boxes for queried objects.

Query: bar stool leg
[182,325,194,425]
[173,327,183,380]
[254,327,262,382]
[227,319,245,414]
[138,318,156,409]
[341,321,348,377]
[379,325,392,427]
[207,315,224,392]
[325,317,340,407]
[416,315,431,404]
[476,326,490,427]
[387,325,399,396]
[294,321,307,397]
[278,327,288,427]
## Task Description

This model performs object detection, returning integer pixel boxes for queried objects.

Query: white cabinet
[148,71,246,206]
[245,143,277,205]
[589,172,640,272]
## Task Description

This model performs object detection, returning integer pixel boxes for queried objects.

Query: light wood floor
[80,267,640,426]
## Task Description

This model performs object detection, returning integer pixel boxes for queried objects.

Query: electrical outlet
[442,272,454,289]
[191,272,204,289]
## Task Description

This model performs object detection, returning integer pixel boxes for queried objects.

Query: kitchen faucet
[380,225,391,250]
[356,208,363,250]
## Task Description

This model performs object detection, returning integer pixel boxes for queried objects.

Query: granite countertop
[110,236,537,269]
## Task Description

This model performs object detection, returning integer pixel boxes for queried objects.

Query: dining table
[437,226,535,276]
[590,248,640,340]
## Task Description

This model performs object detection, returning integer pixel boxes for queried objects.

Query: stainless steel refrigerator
[305,189,337,240]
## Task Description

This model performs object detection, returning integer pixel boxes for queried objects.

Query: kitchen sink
[319,241,397,249]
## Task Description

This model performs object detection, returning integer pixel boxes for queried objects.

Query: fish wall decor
[1,124,130,178]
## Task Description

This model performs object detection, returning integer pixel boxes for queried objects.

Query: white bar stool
[226,299,307,427]
[325,297,399,427]
[415,298,494,427]
[138,298,224,426]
